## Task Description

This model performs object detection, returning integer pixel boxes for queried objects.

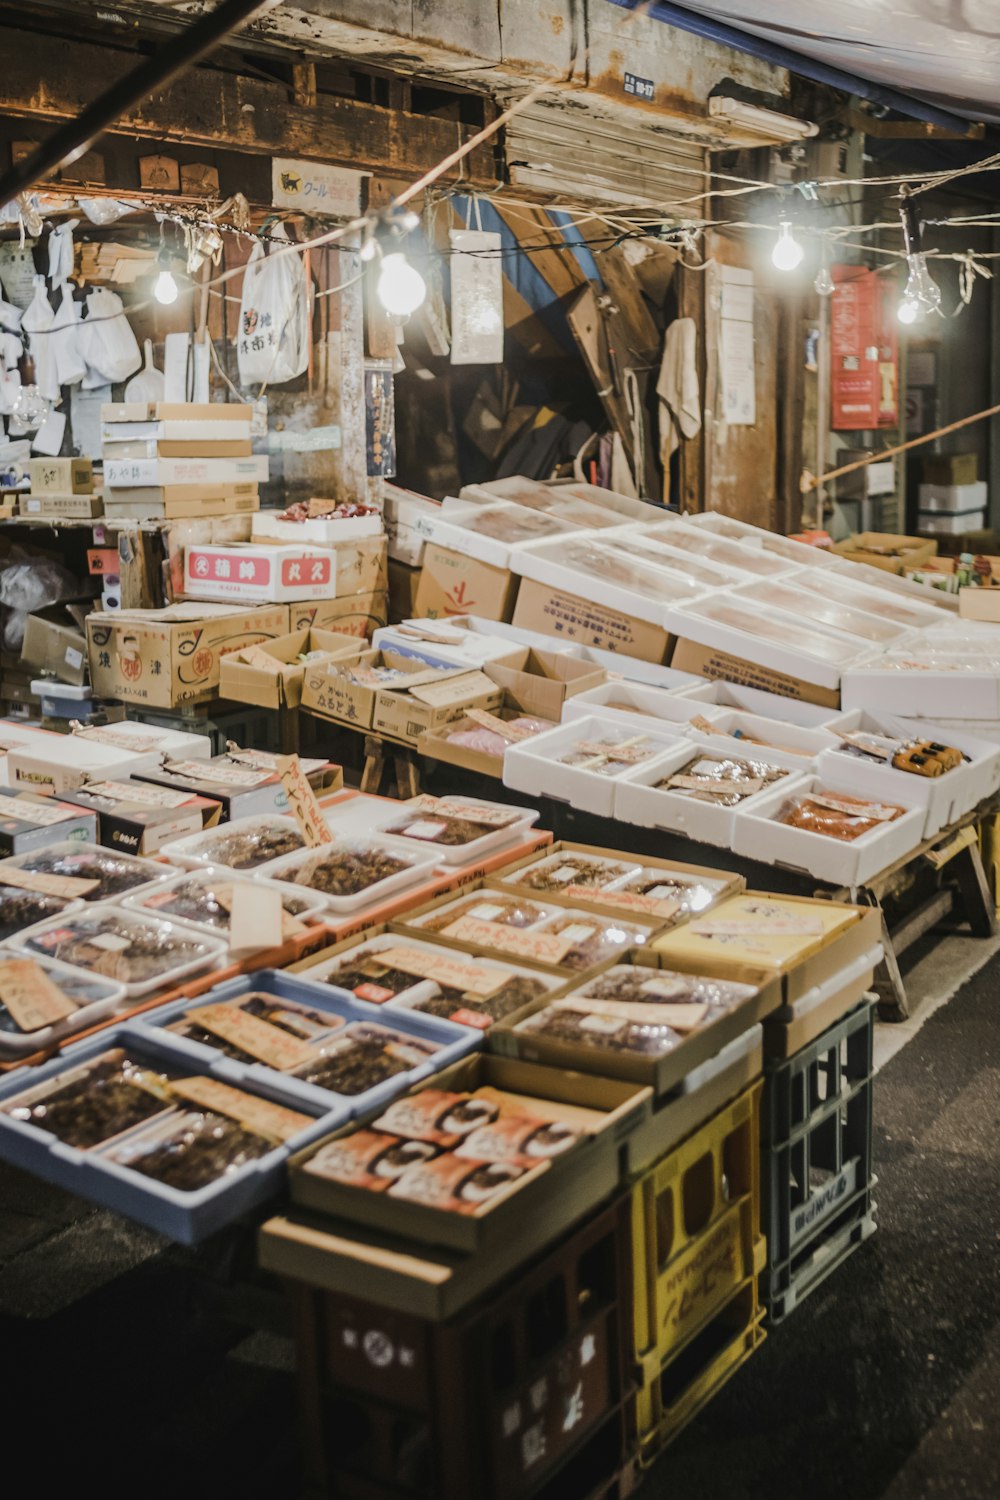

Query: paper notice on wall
[449,229,504,365]
[719,265,755,426]
[0,243,39,310]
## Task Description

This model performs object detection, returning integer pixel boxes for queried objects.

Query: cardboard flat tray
[287,1052,652,1255]
[493,841,745,923]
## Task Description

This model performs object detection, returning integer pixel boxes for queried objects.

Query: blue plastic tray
[133,968,481,1115]
[0,1025,347,1244]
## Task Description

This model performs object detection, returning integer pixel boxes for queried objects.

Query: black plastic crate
[762,998,877,1322]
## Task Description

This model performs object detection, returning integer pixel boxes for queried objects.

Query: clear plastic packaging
[11,907,226,996]
[683,597,861,666]
[736,580,906,645]
[656,753,789,807]
[775,789,906,841]
[290,1021,442,1095]
[0,842,171,902]
[616,868,729,915]
[555,730,666,777]
[455,505,578,544]
[161,816,306,871]
[554,538,704,604]
[125,867,327,934]
[106,1109,272,1190]
[266,837,435,912]
[442,715,555,757]
[645,522,790,576]
[0,955,126,1053]
[536,911,652,969]
[416,891,555,934]
[0,885,79,940]
[168,992,347,1061]
[503,851,642,893]
[2,1047,172,1148]
[314,943,553,1027]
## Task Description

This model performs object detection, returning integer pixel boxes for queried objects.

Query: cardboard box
[919,510,986,536]
[301,649,502,747]
[485,648,605,721]
[834,532,937,574]
[103,438,253,460]
[105,455,268,489]
[184,542,344,604]
[387,558,421,622]
[244,530,387,597]
[417,702,547,780]
[20,603,91,686]
[59,780,221,857]
[289,589,388,640]
[100,419,253,444]
[136,753,341,822]
[496,840,743,922]
[382,482,441,566]
[917,480,987,514]
[20,493,104,519]
[5,733,164,796]
[959,588,1000,621]
[921,452,978,486]
[0,787,97,856]
[103,487,259,522]
[101,402,252,423]
[512,577,670,665]
[414,543,518,623]
[86,603,289,708]
[218,628,367,710]
[670,638,841,710]
[28,457,93,494]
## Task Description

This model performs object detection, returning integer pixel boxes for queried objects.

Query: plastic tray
[157,815,307,872]
[0,953,127,1060]
[264,837,438,913]
[120,865,329,938]
[685,710,837,771]
[324,793,540,868]
[134,969,480,1114]
[0,1026,345,1243]
[614,750,805,849]
[0,841,174,902]
[503,717,685,818]
[5,903,228,998]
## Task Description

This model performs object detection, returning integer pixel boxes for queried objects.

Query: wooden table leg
[873,910,909,1023]
[361,736,385,794]
[951,840,998,939]
[394,749,421,800]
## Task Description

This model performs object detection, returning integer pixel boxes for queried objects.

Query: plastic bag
[236,227,309,387]
[20,276,59,402]
[0,555,79,651]
[76,287,141,384]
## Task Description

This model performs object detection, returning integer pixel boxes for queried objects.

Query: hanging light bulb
[896,190,941,326]
[153,251,179,306]
[376,251,427,318]
[814,253,835,297]
[358,229,378,263]
[772,217,804,271]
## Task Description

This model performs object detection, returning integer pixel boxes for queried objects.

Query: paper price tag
[238,645,285,674]
[219,881,301,954]
[565,885,680,920]
[378,945,507,1000]
[465,709,534,742]
[90,932,131,952]
[71,725,163,753]
[407,794,520,829]
[668,774,764,797]
[0,799,82,827]
[690,916,824,938]
[0,957,77,1032]
[185,1002,315,1071]
[170,1075,312,1143]
[163,758,272,787]
[0,866,99,899]
[688,715,721,735]
[276,753,333,848]
[806,793,901,823]
[576,738,651,764]
[83,780,192,808]
[557,995,709,1031]
[442,916,576,967]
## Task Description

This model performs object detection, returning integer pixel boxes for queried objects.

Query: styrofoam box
[823,710,1000,825]
[78,720,212,760]
[502,716,686,818]
[585,522,750,589]
[133,968,480,1116]
[322,792,540,867]
[371,622,529,670]
[264,837,439,913]
[251,512,383,544]
[898,715,1000,747]
[686,710,838,771]
[829,556,960,613]
[614,748,806,849]
[813,568,946,633]
[561,680,725,737]
[510,534,708,629]
[421,502,583,569]
[666,597,880,692]
[0,954,127,1060]
[642,518,801,578]
[382,483,442,565]
[919,510,985,536]
[685,512,841,570]
[841,660,1000,719]
[159,815,307,872]
[293,932,567,1027]
[918,480,987,514]
[670,678,845,729]
[6,735,169,791]
[0,1023,349,1244]
[727,578,913,650]
[731,772,925,887]
[7,903,228,998]
[120,865,330,939]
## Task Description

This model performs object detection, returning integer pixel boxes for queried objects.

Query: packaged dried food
[168,993,345,1063]
[419,891,553,934]
[372,1089,501,1145]
[3,1048,171,1148]
[302,1129,439,1189]
[505,851,641,893]
[551,538,703,604]
[107,1109,273,1190]
[616,868,728,916]
[382,795,528,848]
[657,754,787,807]
[457,505,576,544]
[575,964,755,1013]
[268,838,432,911]
[537,912,651,970]
[776,790,906,841]
[443,715,554,757]
[517,1002,684,1058]
[291,1021,441,1095]
[454,1113,578,1161]
[0,842,170,902]
[0,885,77,941]
[837,730,964,778]
[404,972,551,1028]
[737,580,904,645]
[164,816,306,871]
[0,957,123,1039]
[387,1152,537,1213]
[13,908,224,996]
[130,869,323,933]
[556,732,663,777]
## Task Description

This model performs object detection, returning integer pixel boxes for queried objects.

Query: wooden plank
[491,203,588,303]
[1,27,499,187]
[676,260,705,513]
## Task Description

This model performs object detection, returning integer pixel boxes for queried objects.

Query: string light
[897,192,942,325]
[376,251,426,317]
[771,217,804,271]
[153,258,179,305]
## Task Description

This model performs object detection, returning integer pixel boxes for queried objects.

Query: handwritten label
[0,957,77,1031]
[556,996,709,1032]
[162,758,272,788]
[688,715,720,735]
[0,799,82,827]
[71,725,163,753]
[83,780,193,808]
[409,795,522,829]
[689,915,824,939]
[377,945,508,999]
[465,709,534,742]
[667,774,764,796]
[805,793,901,823]
[184,1002,315,1071]
[576,738,652,764]
[219,881,302,953]
[276,754,332,848]
[563,885,680,920]
[170,1075,312,1143]
[0,866,99,899]
[441,916,576,967]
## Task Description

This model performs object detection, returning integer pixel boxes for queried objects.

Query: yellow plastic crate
[629,1079,765,1394]
[635,1277,765,1461]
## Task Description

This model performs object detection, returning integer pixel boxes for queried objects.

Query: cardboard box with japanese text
[414,543,517,622]
[289,589,388,640]
[512,577,670,665]
[218,628,368,710]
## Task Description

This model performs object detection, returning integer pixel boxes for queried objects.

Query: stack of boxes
[918,453,987,539]
[20,458,102,520]
[100,401,266,522]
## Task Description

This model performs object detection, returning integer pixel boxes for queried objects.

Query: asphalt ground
[2,949,998,1498]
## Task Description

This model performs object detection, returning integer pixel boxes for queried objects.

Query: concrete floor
[2,930,999,1497]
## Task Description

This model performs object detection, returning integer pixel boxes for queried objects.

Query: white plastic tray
[264,837,438,913]
[121,865,329,938]
[371,795,540,867]
[0,953,128,1060]
[0,841,174,902]
[158,815,307,872]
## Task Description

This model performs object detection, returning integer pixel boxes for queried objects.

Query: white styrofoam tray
[561,680,725,737]
[666,597,881,692]
[685,709,838,771]
[322,792,541,867]
[684,512,841,570]
[420,502,582,569]
[641,518,801,578]
[731,773,925,887]
[840,659,1000,720]
[502,716,686,818]
[120,864,329,940]
[158,815,307,872]
[0,954,127,1060]
[727,578,913,650]
[613,748,806,849]
[670,677,844,729]
[509,534,709,629]
[822,710,1000,826]
[829,556,959,613]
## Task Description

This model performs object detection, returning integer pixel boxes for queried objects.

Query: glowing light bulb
[897,296,921,325]
[772,219,804,271]
[897,252,940,325]
[814,264,834,297]
[154,268,178,305]
[359,234,377,263]
[376,252,426,317]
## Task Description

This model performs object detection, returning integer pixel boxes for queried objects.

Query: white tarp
[674,2,1000,121]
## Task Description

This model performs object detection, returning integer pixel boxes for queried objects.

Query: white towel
[656,316,701,466]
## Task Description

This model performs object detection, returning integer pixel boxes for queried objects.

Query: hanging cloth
[656,316,701,463]
[76,286,141,384]
[47,220,78,284]
[0,329,22,415]
[20,276,60,402]
[51,285,86,388]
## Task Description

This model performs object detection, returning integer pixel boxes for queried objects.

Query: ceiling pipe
[606,0,980,138]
